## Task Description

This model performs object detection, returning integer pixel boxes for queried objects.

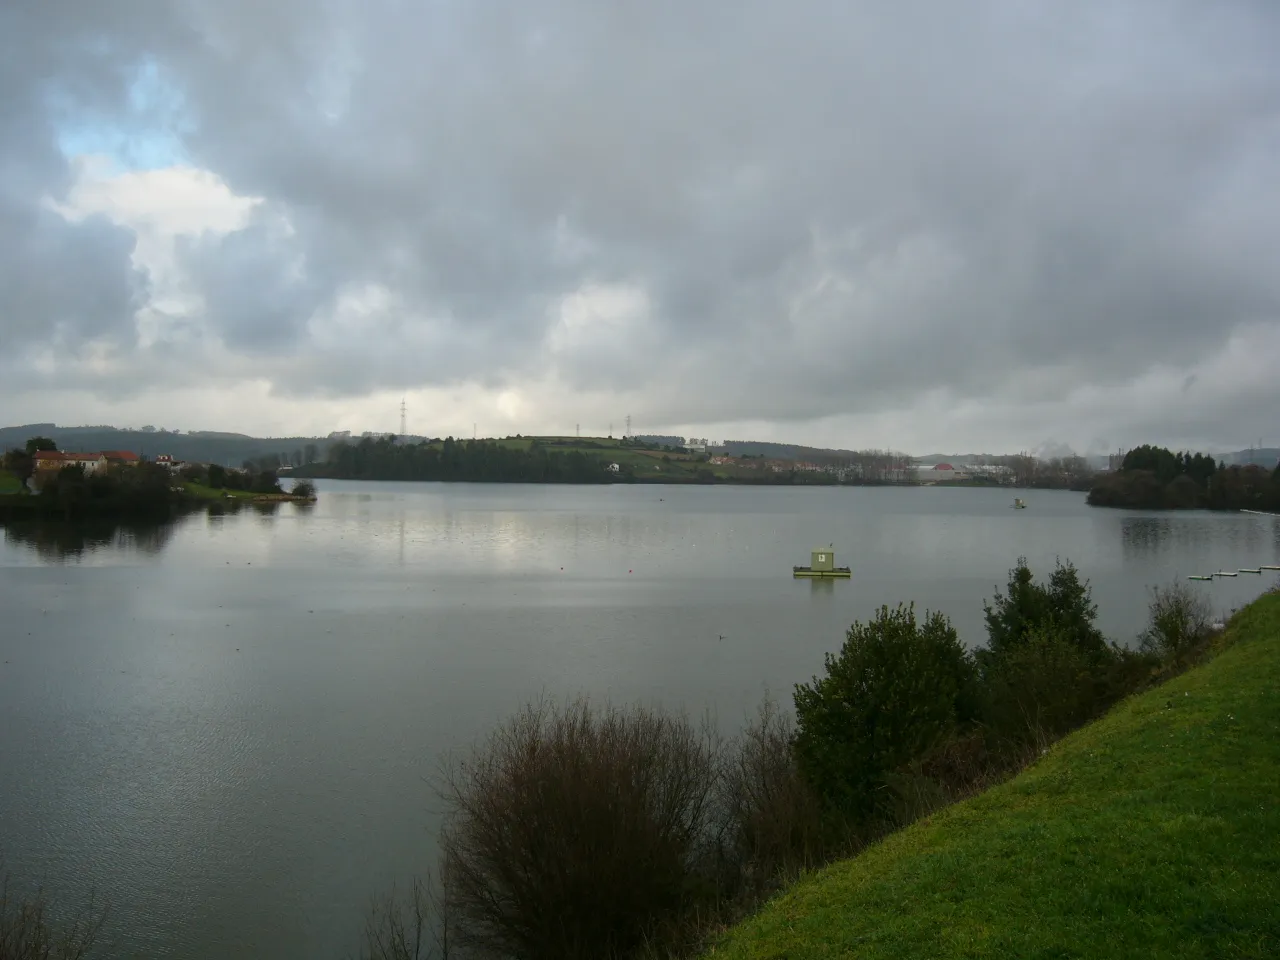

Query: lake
[2,482,1277,958]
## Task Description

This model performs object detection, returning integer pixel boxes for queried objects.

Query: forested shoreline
[1089,444,1280,511]
[295,435,622,483]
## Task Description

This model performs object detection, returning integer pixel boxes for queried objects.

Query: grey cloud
[0,8,147,367]
[4,1,1280,449]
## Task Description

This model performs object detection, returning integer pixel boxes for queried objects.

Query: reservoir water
[2,481,1277,958]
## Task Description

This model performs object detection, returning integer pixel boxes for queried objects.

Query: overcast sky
[3,2,1279,453]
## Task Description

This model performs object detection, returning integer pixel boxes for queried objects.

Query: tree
[303,443,319,464]
[25,437,56,454]
[982,557,1105,660]
[250,470,281,494]
[793,604,975,817]
[980,622,1100,746]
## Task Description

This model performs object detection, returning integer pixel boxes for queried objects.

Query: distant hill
[0,424,338,468]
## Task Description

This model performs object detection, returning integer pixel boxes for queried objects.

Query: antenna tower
[400,398,407,440]
[625,415,632,438]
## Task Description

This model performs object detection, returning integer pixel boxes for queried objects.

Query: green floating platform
[794,567,852,578]
[793,545,851,579]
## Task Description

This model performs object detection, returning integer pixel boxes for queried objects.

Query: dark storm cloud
[4,0,1280,447]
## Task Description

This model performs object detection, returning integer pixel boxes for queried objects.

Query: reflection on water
[1,517,178,561]
[1120,514,1269,561]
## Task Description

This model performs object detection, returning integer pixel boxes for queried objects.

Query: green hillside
[708,592,1280,959]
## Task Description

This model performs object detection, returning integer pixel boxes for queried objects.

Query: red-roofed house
[102,450,140,465]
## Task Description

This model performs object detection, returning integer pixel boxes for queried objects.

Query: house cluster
[913,462,1015,483]
[32,450,140,474]
[708,456,826,474]
[30,450,190,474]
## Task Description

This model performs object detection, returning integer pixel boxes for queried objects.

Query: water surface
[2,483,1277,958]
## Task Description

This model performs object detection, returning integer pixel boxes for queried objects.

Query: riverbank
[706,590,1280,959]
[0,483,314,521]
[182,481,316,504]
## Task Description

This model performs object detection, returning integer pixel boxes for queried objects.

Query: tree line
[298,436,623,483]
[1088,444,1280,510]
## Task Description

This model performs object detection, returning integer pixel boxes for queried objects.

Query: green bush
[980,622,1103,748]
[982,557,1105,660]
[793,604,976,818]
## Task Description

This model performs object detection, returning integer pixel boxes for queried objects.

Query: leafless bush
[719,697,827,890]
[0,875,104,960]
[1140,583,1213,662]
[355,876,452,960]
[437,697,724,960]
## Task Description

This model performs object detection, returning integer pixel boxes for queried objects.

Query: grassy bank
[0,469,24,495]
[181,481,312,503]
[707,591,1280,959]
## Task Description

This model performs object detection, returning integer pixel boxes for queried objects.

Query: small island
[0,437,316,521]
[1087,444,1280,512]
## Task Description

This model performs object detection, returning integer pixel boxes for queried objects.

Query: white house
[32,451,108,474]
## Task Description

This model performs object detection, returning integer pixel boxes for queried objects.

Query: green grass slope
[0,469,24,494]
[709,592,1280,959]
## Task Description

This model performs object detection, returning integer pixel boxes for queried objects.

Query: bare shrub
[355,876,451,960]
[0,875,104,960]
[437,697,724,960]
[720,697,828,892]
[1140,583,1212,661]
[883,728,1007,826]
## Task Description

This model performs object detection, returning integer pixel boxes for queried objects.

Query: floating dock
[794,545,851,579]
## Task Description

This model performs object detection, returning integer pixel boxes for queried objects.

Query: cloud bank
[3,1,1279,452]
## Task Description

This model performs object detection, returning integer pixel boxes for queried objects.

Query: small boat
[1012,498,1027,509]
[794,545,852,579]
[1187,575,1214,581]
[1262,565,1280,571]
[1239,568,1262,574]
[1215,571,1239,578]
